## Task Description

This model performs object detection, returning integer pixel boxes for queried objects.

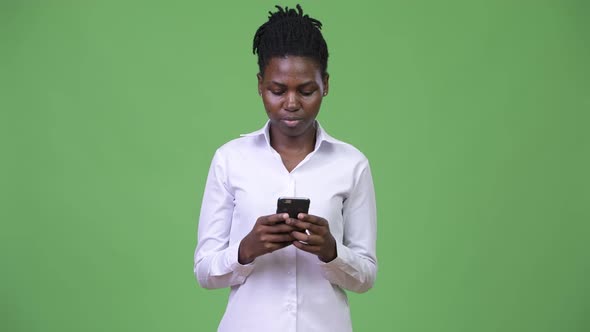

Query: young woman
[194,5,377,331]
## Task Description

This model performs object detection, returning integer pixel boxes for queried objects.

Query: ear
[322,73,330,96]
[257,73,263,95]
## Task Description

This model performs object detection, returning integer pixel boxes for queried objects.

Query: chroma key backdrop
[1,1,588,331]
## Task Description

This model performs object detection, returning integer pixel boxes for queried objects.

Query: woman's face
[258,56,329,139]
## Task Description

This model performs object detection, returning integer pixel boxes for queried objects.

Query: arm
[193,150,254,289]
[288,163,378,293]
[319,163,378,293]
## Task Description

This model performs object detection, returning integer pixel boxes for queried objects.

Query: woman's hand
[287,213,337,263]
[238,213,297,264]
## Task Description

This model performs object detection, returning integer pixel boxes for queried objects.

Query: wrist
[319,240,337,263]
[238,240,255,265]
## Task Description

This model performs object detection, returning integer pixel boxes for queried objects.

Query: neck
[269,123,317,153]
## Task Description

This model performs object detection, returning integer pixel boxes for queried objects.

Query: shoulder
[207,125,267,168]
[209,136,256,163]
[218,135,257,152]
[320,131,370,167]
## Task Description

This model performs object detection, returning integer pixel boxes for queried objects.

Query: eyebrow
[270,80,316,88]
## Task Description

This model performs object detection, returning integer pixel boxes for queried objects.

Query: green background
[1,1,589,331]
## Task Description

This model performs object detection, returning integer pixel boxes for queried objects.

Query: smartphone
[276,197,310,219]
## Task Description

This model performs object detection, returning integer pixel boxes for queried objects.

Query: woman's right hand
[238,213,296,264]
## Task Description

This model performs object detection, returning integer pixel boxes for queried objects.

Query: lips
[281,118,303,128]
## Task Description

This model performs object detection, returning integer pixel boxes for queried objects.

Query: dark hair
[252,4,329,77]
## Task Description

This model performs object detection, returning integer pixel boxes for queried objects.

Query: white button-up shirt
[194,121,377,332]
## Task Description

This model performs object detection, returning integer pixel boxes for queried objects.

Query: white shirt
[194,121,377,332]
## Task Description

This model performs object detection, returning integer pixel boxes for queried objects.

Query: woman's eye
[271,90,285,96]
[300,91,314,96]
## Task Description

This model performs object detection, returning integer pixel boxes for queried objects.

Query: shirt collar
[240,120,341,150]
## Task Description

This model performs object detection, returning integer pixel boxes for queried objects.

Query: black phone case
[276,197,310,219]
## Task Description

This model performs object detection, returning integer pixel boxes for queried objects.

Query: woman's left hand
[286,213,337,262]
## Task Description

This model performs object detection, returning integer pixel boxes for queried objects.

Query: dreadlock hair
[253,4,329,78]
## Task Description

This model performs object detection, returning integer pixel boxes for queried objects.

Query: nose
[283,92,300,112]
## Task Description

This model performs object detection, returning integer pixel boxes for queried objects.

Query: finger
[291,231,323,245]
[298,214,330,234]
[265,223,298,233]
[262,233,295,243]
[285,218,310,230]
[292,240,321,253]
[290,230,310,243]
[287,218,324,235]
[259,213,289,225]
[265,241,292,252]
[297,213,328,227]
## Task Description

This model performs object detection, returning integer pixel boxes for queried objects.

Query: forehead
[263,56,322,82]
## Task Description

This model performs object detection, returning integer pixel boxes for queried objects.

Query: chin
[281,121,313,136]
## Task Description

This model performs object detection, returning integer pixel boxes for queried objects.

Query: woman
[194,5,377,331]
